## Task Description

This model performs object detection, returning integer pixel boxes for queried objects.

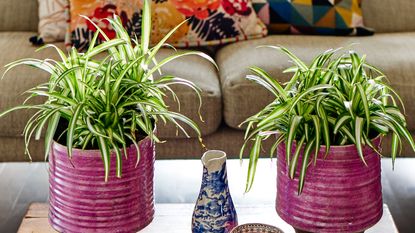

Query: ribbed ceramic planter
[276,137,382,233]
[48,137,155,233]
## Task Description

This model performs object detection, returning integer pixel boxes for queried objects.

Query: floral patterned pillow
[66,0,267,50]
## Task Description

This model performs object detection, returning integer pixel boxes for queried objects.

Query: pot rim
[286,134,382,149]
[51,127,156,154]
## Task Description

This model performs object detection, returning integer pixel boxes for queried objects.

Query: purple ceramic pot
[49,137,155,233]
[276,137,382,233]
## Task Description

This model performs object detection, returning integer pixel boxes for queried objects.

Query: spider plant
[0,0,215,181]
[240,46,415,193]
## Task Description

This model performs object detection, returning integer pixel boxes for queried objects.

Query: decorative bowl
[230,223,284,233]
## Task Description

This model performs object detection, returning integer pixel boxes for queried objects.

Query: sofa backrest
[363,0,415,33]
[0,0,414,33]
[0,0,38,32]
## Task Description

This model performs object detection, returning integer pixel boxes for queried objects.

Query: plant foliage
[240,46,415,193]
[0,0,215,181]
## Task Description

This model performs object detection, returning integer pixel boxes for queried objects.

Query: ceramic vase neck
[201,150,227,173]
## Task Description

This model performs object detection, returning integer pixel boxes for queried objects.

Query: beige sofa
[1,0,415,161]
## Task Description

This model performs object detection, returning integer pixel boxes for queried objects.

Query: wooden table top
[18,203,398,233]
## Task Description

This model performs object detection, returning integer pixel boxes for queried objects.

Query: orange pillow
[66,0,267,50]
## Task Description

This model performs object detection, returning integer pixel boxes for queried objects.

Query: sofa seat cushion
[216,33,415,130]
[0,32,222,139]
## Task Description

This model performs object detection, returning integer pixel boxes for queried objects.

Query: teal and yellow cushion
[253,0,373,35]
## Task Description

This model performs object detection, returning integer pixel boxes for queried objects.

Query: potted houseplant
[0,1,215,232]
[240,47,415,233]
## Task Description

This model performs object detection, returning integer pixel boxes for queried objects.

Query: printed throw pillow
[252,0,373,36]
[31,0,69,45]
[67,0,267,50]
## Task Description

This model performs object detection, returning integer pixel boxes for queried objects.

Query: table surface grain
[18,203,398,233]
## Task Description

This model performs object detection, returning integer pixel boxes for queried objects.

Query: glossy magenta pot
[276,137,382,233]
[48,137,155,233]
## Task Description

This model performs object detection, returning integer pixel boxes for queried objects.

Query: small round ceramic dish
[230,223,284,233]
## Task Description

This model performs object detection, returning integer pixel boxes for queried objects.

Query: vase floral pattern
[192,150,238,233]
[67,0,267,50]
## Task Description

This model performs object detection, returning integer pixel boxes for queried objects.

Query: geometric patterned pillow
[66,0,268,50]
[253,0,373,36]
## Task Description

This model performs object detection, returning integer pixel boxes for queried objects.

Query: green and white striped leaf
[354,117,367,166]
[245,136,262,192]
[298,138,315,194]
[97,136,111,182]
[286,115,303,167]
[290,135,305,179]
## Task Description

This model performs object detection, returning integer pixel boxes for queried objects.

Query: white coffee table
[18,159,399,232]
[18,202,397,232]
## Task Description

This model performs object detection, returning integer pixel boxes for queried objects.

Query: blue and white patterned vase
[191,150,238,233]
